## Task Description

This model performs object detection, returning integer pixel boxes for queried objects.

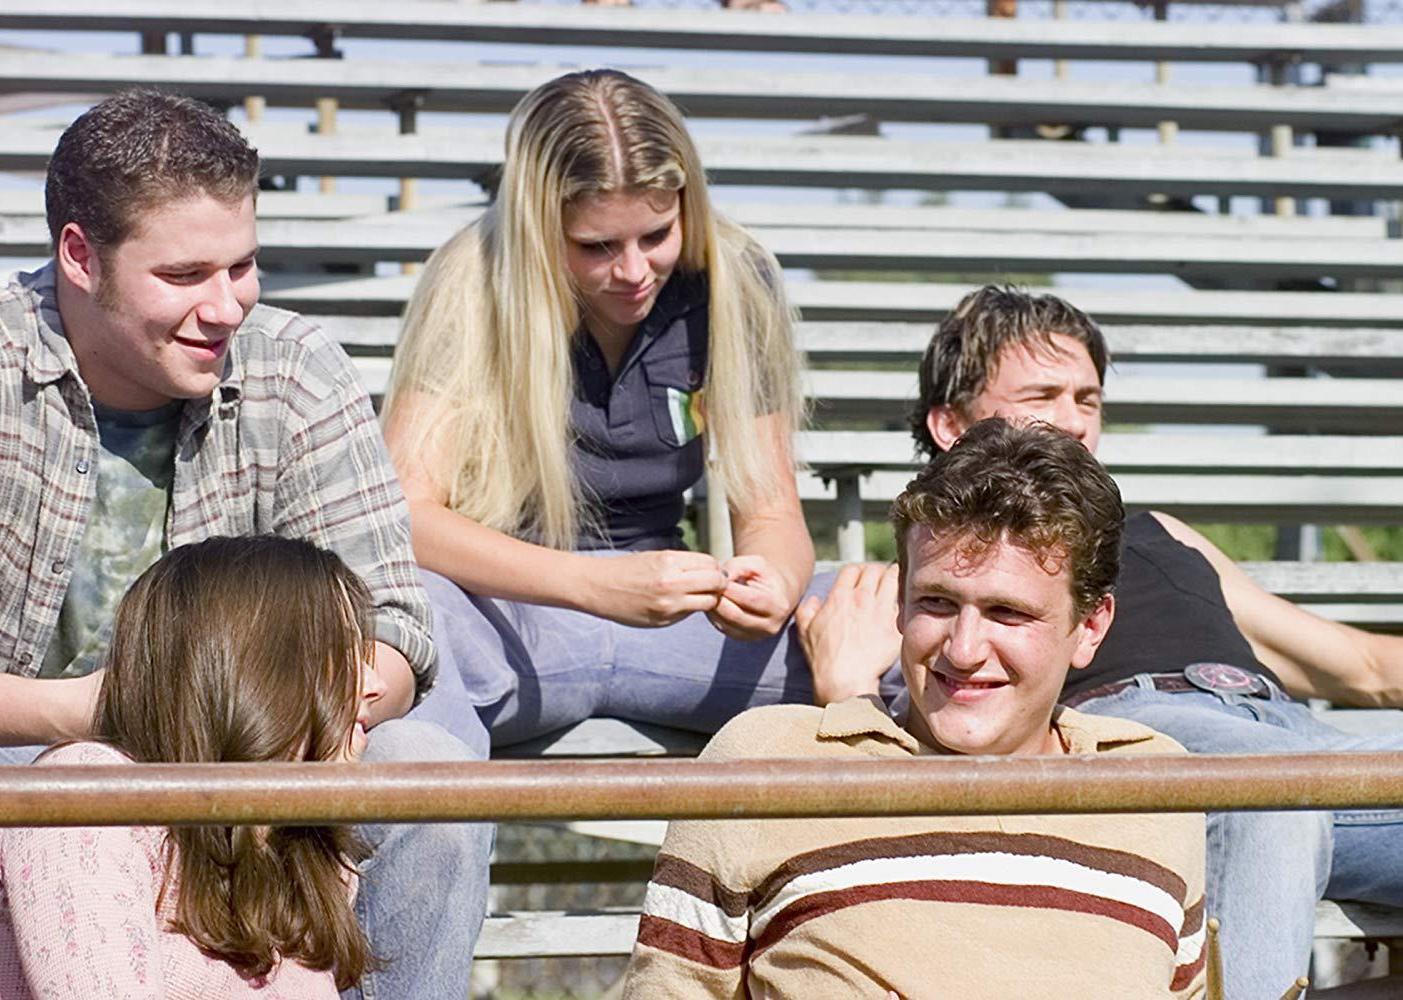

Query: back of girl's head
[98,535,368,766]
[96,536,374,988]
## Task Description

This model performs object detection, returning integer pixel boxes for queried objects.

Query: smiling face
[562,188,683,345]
[58,192,259,411]
[929,335,1105,454]
[898,526,1114,757]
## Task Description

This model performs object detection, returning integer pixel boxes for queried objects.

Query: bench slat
[22,2,1398,65]
[5,125,1401,202]
[14,216,1403,281]
[258,273,1403,327]
[304,315,1403,372]
[799,471,1403,525]
[2,195,1387,239]
[8,53,1403,133]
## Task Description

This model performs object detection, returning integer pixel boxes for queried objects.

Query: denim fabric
[0,745,41,765]
[412,564,903,748]
[1075,678,1403,1000]
[344,718,492,1000]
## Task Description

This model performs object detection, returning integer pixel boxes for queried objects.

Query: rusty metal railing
[3,752,1403,827]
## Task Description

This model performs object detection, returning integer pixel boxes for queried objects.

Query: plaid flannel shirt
[0,264,436,697]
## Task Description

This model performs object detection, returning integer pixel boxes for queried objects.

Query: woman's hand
[706,554,796,641]
[586,550,730,627]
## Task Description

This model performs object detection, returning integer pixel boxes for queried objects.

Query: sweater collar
[816,696,1160,756]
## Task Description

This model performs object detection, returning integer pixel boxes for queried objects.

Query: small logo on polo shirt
[666,387,706,445]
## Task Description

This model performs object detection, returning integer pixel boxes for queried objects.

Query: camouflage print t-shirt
[39,400,180,678]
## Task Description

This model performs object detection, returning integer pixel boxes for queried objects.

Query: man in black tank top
[798,286,1403,998]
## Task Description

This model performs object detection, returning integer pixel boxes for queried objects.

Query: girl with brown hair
[0,536,384,998]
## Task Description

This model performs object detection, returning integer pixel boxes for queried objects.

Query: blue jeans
[347,718,492,1000]
[0,722,491,1000]
[412,566,901,748]
[1075,677,1403,1000]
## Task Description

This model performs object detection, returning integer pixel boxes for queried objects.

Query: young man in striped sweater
[623,418,1206,999]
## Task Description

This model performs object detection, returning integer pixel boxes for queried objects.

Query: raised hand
[795,562,901,705]
[706,554,796,641]
[587,550,729,628]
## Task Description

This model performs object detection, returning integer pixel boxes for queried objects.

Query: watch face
[1184,662,1268,696]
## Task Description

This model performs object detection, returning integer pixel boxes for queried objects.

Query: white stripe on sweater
[749,852,1184,943]
[641,881,749,944]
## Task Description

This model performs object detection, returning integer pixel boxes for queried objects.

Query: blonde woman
[385,69,863,747]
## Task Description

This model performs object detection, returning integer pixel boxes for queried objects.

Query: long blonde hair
[383,68,802,550]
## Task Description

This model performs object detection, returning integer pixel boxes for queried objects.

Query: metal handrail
[2,751,1402,827]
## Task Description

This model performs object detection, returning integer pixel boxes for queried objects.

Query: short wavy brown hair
[892,418,1122,617]
[911,285,1108,458]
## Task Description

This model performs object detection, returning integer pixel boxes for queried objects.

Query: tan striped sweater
[623,697,1206,1000]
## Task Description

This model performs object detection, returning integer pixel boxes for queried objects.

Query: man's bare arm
[1151,512,1402,708]
[0,671,102,747]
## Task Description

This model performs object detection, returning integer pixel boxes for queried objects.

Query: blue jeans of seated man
[0,744,41,765]
[1075,676,1403,1000]
[412,564,904,749]
[347,717,492,1000]
[0,721,493,1000]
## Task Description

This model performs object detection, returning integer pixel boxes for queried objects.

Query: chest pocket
[642,351,707,448]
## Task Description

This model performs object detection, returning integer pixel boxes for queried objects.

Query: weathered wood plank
[476,910,641,960]
[5,126,1402,202]
[494,719,708,759]
[258,273,1403,327]
[23,2,1394,65]
[799,432,1403,475]
[13,215,1403,281]
[799,470,1403,525]
[304,315,1403,372]
[6,53,1403,133]
[1,194,1386,239]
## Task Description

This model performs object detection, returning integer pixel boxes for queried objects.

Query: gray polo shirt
[571,272,709,551]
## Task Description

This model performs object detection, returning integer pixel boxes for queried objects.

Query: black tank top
[1061,512,1283,700]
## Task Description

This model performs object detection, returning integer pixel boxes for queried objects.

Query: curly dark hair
[892,418,1122,617]
[46,89,259,252]
[910,285,1109,458]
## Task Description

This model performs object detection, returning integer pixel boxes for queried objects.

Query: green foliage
[1192,524,1277,562]
[1321,526,1403,562]
[1184,524,1403,563]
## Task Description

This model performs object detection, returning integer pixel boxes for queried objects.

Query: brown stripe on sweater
[1172,951,1207,991]
[753,880,1180,958]
[636,914,748,971]
[753,830,1186,913]
[1181,897,1205,936]
[651,853,749,917]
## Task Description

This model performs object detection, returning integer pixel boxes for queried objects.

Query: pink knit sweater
[0,742,343,999]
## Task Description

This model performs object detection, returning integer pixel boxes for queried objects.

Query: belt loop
[1133,673,1159,691]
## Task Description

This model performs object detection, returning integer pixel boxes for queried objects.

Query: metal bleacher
[4,0,1403,985]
